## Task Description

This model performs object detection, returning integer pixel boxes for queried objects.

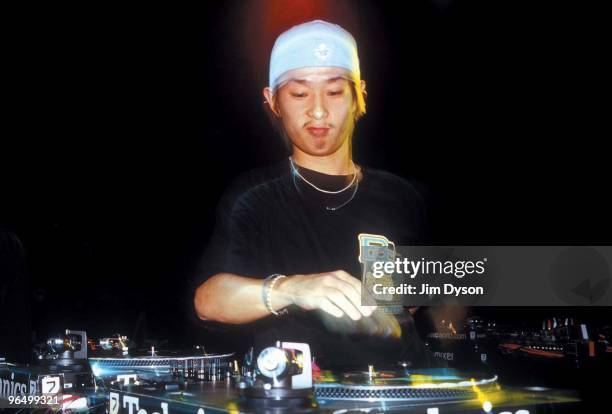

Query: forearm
[194,273,292,324]
[194,270,376,326]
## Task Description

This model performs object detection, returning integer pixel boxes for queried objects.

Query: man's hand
[277,270,377,320]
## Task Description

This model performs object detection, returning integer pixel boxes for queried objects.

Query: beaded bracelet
[262,274,289,316]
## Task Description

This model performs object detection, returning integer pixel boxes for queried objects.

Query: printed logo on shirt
[358,233,399,304]
[358,233,395,264]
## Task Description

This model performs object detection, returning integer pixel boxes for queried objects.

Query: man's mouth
[306,127,330,137]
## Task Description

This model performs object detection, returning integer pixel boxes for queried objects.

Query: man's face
[265,67,358,157]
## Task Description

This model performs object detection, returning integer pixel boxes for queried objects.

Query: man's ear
[263,87,281,117]
[360,80,367,98]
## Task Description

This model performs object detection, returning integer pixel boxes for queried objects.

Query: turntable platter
[315,368,499,401]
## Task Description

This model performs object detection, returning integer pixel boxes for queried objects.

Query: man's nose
[307,94,328,120]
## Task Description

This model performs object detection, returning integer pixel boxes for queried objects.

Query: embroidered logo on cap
[314,43,332,61]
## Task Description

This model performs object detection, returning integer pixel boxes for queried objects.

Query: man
[193,20,428,368]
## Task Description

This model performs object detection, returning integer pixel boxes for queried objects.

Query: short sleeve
[188,176,266,332]
[191,180,263,291]
[385,173,431,245]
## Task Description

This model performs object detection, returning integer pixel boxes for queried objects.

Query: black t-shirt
[192,159,429,368]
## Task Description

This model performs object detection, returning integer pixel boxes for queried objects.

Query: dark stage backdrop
[3,0,610,349]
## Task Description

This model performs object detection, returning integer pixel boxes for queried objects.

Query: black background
[3,0,611,348]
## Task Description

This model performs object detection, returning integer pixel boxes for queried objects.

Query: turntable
[0,330,584,413]
[87,334,235,384]
[1,329,102,411]
[315,368,499,401]
[105,342,581,414]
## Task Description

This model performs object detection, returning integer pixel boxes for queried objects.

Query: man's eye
[328,90,343,96]
[291,92,307,98]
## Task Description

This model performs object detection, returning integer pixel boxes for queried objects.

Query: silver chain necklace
[288,156,360,211]
[288,156,357,194]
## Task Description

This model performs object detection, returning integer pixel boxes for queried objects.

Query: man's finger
[332,270,362,289]
[331,278,372,317]
[326,289,362,321]
[330,270,377,315]
[319,298,344,318]
[360,305,376,317]
[325,276,362,304]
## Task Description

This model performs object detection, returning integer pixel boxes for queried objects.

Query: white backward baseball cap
[268,20,361,94]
